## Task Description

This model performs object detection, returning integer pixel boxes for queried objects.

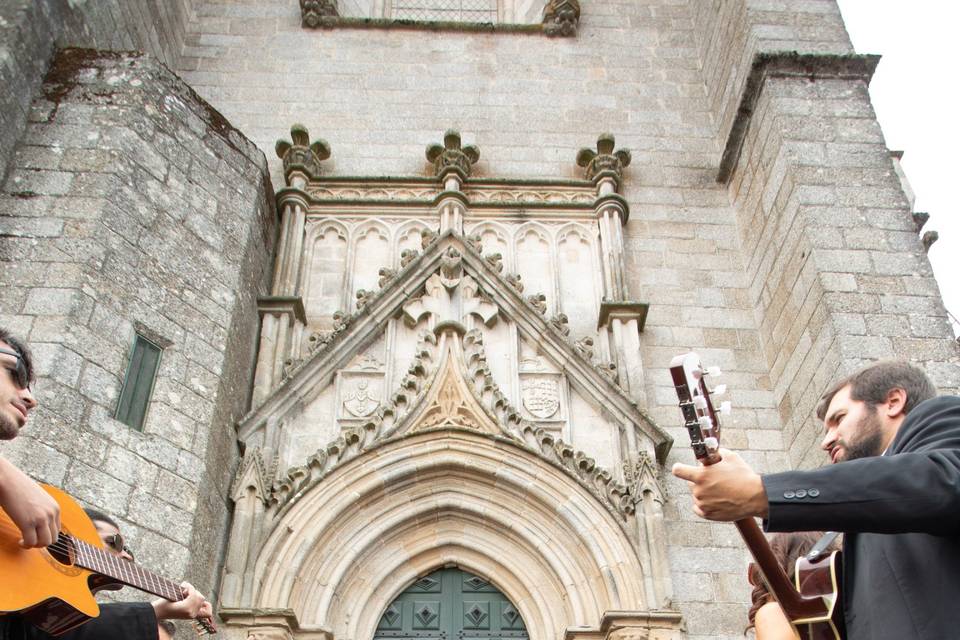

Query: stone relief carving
[542,0,580,37]
[264,327,640,523]
[230,446,270,503]
[625,451,666,505]
[463,188,594,204]
[403,254,499,328]
[505,273,523,293]
[426,130,480,179]
[576,133,632,183]
[246,628,292,640]
[520,377,560,419]
[342,379,380,418]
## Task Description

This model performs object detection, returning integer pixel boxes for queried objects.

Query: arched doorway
[375,568,528,640]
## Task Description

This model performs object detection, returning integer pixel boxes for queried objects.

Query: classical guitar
[669,352,844,640]
[0,483,216,636]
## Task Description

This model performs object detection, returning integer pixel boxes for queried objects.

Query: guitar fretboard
[71,536,182,602]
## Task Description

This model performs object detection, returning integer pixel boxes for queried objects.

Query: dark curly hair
[0,327,35,386]
[746,532,838,632]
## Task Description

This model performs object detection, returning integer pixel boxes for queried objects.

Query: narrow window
[115,334,163,431]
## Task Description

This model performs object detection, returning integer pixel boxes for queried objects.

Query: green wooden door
[374,568,528,640]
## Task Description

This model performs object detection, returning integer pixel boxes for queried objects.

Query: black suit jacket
[763,395,960,640]
[0,603,158,640]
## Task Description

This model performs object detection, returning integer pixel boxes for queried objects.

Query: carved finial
[355,288,375,309]
[465,233,484,253]
[282,358,302,380]
[574,336,594,361]
[275,124,331,184]
[526,293,547,315]
[332,310,348,331]
[421,228,439,249]
[576,133,631,184]
[549,313,570,336]
[378,267,398,288]
[506,273,524,294]
[425,130,480,179]
[922,230,939,253]
[300,0,339,28]
[543,0,581,37]
[484,252,504,273]
[912,211,930,232]
[400,248,420,267]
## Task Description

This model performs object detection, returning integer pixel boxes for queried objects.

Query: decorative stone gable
[225,127,680,638]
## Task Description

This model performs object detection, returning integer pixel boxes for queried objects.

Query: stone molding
[598,300,649,333]
[718,52,881,183]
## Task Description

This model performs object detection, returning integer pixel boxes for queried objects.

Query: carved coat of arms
[521,378,560,419]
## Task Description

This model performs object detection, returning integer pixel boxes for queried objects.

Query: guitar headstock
[669,352,731,465]
[192,616,218,635]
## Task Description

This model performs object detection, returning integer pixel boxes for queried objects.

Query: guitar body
[793,551,845,640]
[0,484,102,634]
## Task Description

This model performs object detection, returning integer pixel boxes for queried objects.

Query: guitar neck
[70,536,183,602]
[736,518,827,620]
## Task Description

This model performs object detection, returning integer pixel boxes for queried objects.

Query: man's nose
[820,429,838,451]
[20,387,37,410]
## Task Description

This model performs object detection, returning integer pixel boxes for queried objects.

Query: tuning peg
[698,415,713,429]
[703,436,719,451]
[711,384,727,396]
[719,400,732,415]
[705,366,722,377]
[693,395,708,410]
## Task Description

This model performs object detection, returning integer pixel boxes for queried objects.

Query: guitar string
[0,520,215,633]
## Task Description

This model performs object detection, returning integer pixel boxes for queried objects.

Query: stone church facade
[1,1,957,639]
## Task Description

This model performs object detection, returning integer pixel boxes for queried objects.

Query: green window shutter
[115,335,163,431]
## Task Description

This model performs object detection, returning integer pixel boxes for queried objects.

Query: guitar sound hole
[46,534,74,565]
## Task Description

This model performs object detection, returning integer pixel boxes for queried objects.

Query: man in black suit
[672,360,960,639]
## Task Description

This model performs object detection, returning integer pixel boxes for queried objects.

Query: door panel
[374,568,528,640]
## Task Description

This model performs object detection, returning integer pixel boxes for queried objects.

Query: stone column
[251,126,331,404]
[577,134,649,401]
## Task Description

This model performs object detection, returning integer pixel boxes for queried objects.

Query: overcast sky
[835,1,959,337]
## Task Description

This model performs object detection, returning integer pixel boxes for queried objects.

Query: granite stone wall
[0,48,275,595]
[0,0,192,181]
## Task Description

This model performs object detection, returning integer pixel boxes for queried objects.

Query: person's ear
[883,387,907,418]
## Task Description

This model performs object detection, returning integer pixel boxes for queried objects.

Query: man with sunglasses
[0,329,60,551]
[0,329,212,639]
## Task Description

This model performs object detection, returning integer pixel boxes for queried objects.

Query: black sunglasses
[0,348,30,390]
[102,532,133,558]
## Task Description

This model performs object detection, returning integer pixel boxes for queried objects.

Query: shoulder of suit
[893,394,960,448]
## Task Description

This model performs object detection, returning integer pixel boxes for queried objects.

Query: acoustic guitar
[669,352,844,640]
[0,483,216,636]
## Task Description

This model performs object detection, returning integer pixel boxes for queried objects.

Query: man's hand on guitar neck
[152,581,213,622]
[672,448,770,521]
[0,455,61,548]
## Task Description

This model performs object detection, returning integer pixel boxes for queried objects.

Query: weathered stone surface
[1,48,275,600]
